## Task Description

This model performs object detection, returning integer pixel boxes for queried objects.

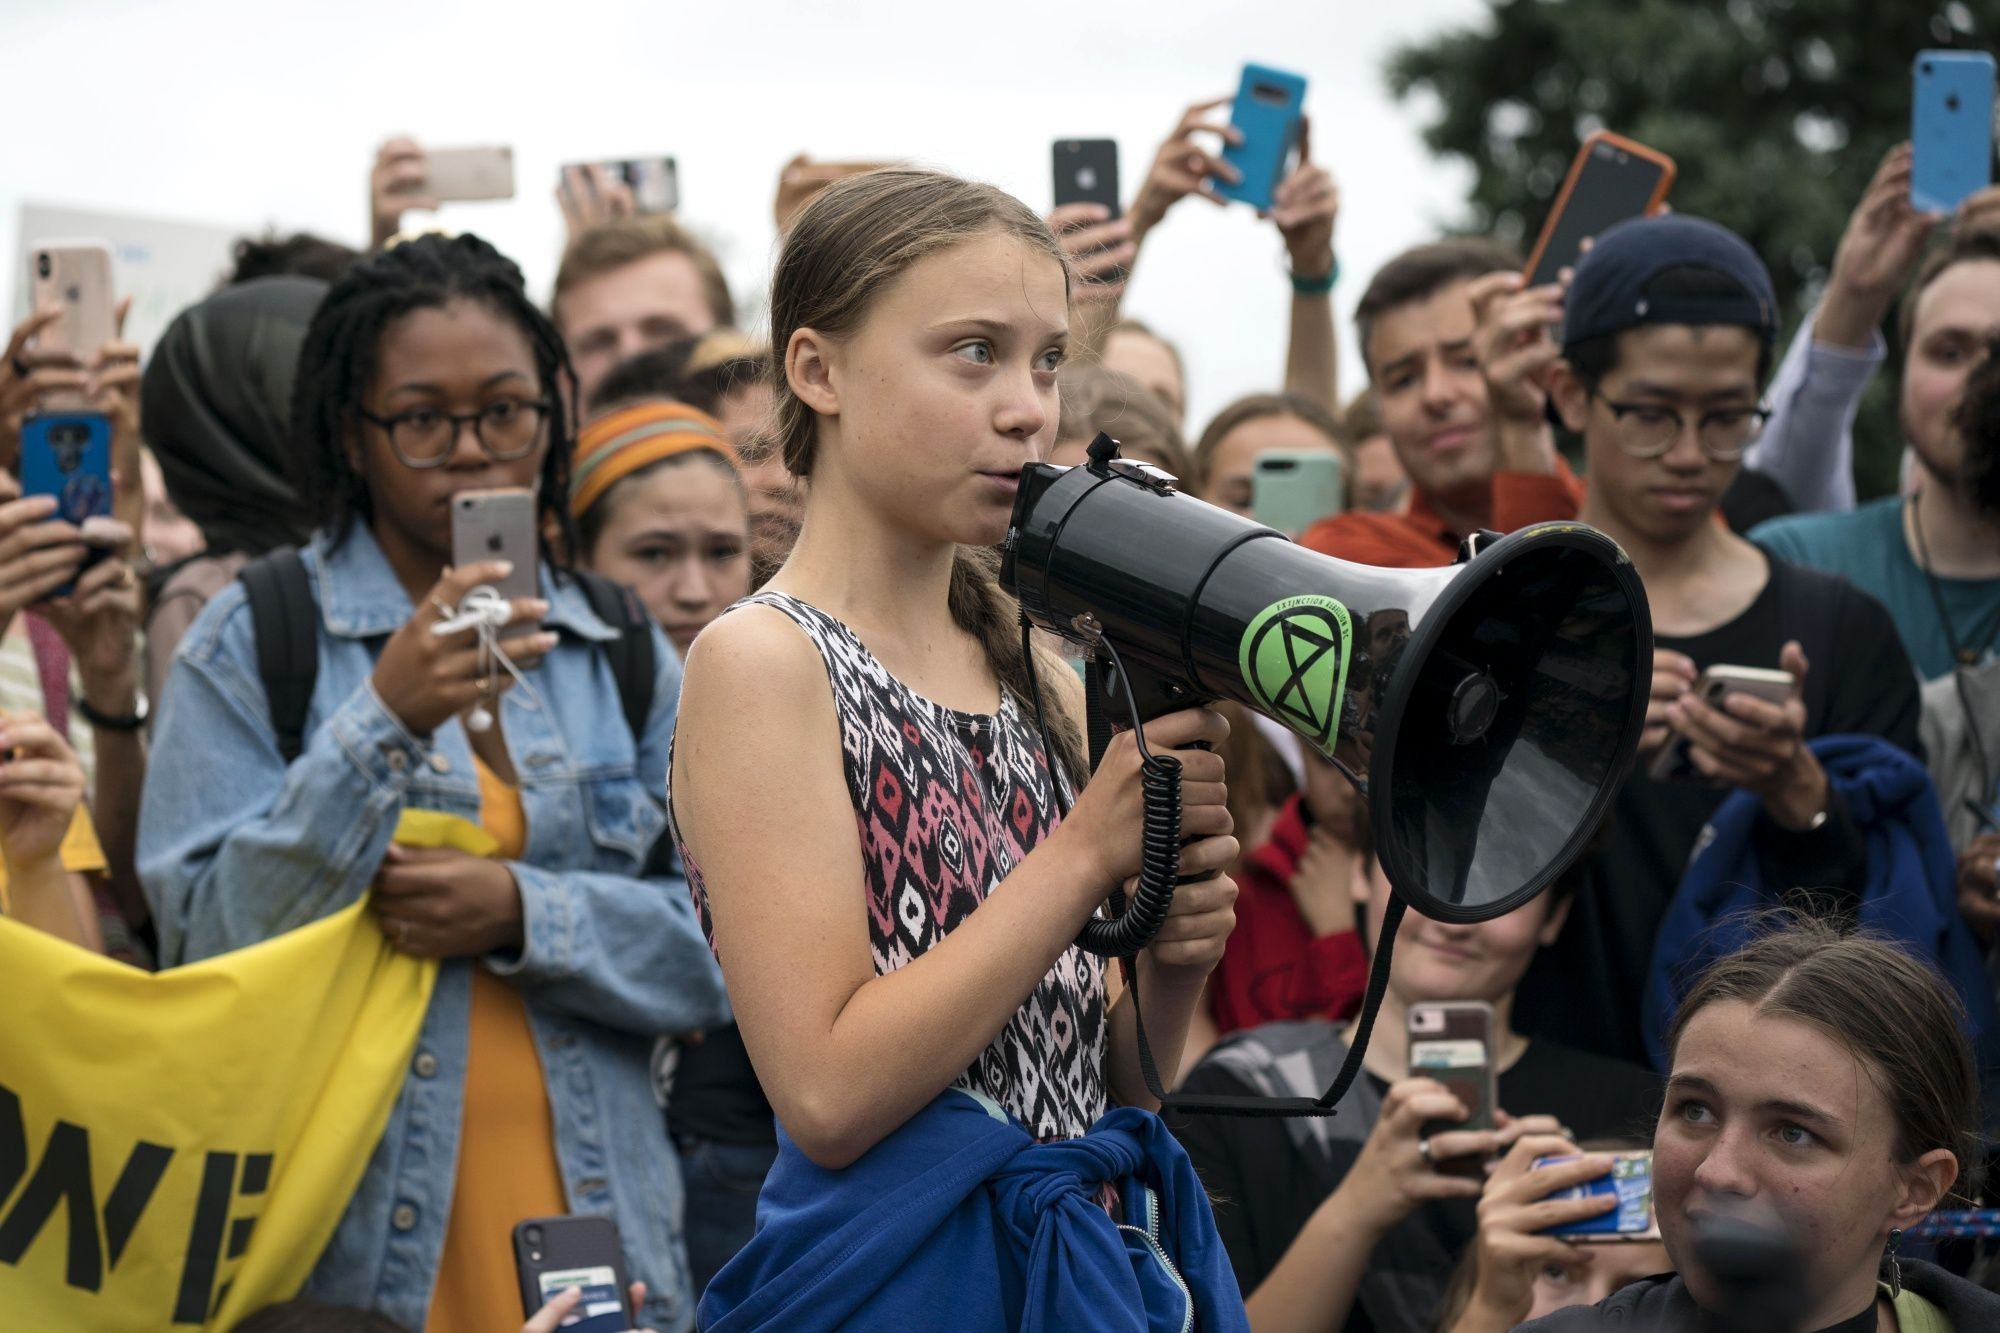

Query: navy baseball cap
[1560,214,1778,352]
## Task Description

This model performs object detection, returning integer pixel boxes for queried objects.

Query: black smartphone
[1523,132,1676,289]
[513,1215,635,1332]
[1053,139,1126,284]
[1054,139,1121,214]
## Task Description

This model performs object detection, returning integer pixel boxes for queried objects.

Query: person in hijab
[141,275,323,707]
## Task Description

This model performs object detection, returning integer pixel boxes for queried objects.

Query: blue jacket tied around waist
[1644,734,1995,1070]
[699,1088,1248,1332]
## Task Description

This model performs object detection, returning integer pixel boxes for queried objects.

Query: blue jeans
[678,1137,779,1297]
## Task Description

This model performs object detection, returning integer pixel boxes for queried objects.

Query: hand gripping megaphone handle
[1070,638,1211,958]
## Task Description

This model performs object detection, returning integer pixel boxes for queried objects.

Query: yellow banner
[0,899,436,1329]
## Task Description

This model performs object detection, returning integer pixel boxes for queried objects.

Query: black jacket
[1516,1260,2000,1329]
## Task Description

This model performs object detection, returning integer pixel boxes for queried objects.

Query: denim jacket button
[391,1204,418,1231]
[429,752,452,774]
[385,749,408,772]
[413,1051,439,1078]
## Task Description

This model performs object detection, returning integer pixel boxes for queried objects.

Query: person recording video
[1518,919,2000,1331]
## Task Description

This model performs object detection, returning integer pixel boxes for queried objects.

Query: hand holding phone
[558,158,679,237]
[1523,133,1676,289]
[1409,1000,1496,1179]
[514,1216,637,1333]
[1536,1149,1660,1241]
[19,412,112,599]
[1647,664,1797,784]
[1050,140,1134,289]
[1912,51,1996,214]
[1213,65,1308,213]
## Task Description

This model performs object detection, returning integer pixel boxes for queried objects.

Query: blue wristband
[1290,260,1338,296]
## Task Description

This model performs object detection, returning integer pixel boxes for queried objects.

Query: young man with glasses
[1509,214,1922,1065]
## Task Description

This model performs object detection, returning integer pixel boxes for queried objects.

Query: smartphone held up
[1408,1000,1496,1180]
[1213,64,1308,212]
[1523,133,1676,289]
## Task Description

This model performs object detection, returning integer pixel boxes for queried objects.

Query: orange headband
[570,400,734,519]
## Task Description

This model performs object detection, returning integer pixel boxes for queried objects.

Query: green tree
[1387,0,1990,499]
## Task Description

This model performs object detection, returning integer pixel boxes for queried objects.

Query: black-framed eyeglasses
[1592,391,1770,462]
[358,399,552,469]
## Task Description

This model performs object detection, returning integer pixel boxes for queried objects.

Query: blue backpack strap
[239,548,317,765]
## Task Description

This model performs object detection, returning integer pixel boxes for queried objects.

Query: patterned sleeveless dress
[673,592,1107,1141]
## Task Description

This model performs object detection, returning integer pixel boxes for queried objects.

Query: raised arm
[1746,145,1934,513]
[1273,117,1340,414]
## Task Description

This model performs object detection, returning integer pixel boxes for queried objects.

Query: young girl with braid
[670,169,1249,1326]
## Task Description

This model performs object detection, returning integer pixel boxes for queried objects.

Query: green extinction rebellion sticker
[1238,594,1353,751]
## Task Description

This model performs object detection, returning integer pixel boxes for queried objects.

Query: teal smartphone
[1251,450,1344,538]
[1214,64,1308,212]
[1912,51,1996,213]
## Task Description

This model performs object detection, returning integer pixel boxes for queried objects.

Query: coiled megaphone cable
[1018,614,1400,1118]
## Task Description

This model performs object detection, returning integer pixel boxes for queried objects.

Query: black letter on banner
[173,1151,235,1324]
[0,1085,23,1203]
[0,1120,102,1289]
[103,1141,172,1269]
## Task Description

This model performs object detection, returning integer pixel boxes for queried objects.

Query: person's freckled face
[1902,259,2000,478]
[1103,328,1186,427]
[1654,1002,1917,1321]
[559,251,720,406]
[1525,1240,1672,1317]
[822,230,1067,547]
[1367,280,1494,504]
[587,460,750,657]
[356,298,547,561]
[1200,413,1341,517]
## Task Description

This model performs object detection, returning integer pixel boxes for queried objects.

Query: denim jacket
[139,524,730,1333]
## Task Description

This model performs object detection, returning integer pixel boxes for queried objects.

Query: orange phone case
[1521,132,1677,285]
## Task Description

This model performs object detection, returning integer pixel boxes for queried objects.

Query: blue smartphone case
[19,411,112,600]
[1913,51,1996,213]
[1216,64,1308,212]
[1536,1153,1657,1238]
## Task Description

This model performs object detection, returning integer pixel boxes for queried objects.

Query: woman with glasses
[138,234,728,1333]
[1512,214,1925,1070]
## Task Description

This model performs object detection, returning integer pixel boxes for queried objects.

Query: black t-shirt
[1171,1029,1662,1333]
[665,1023,776,1146]
[1515,556,1921,1066]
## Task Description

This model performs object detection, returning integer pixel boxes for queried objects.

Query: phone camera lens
[35,253,50,279]
[1947,93,1962,112]
[525,1226,543,1247]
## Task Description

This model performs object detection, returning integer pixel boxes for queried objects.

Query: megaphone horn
[1002,434,1652,932]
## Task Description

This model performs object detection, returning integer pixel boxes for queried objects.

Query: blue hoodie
[699,1088,1248,1332]
[1644,734,1995,1070]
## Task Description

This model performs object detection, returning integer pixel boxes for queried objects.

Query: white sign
[13,202,251,359]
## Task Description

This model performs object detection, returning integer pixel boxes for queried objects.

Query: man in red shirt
[1301,238,1582,567]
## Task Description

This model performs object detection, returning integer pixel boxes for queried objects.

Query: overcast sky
[1,0,1487,431]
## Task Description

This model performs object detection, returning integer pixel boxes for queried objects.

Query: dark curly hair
[290,232,578,565]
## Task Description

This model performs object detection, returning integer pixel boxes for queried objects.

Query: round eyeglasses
[359,399,552,469]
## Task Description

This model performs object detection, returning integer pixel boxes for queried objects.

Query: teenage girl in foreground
[670,169,1243,1318]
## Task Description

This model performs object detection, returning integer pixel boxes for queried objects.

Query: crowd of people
[6,80,2000,1333]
